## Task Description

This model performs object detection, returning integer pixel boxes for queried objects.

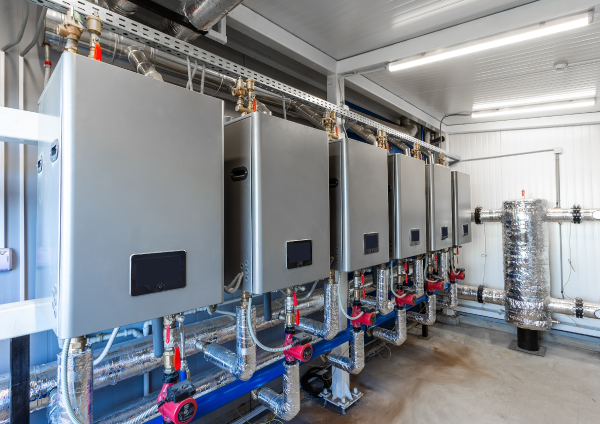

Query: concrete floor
[290,323,600,424]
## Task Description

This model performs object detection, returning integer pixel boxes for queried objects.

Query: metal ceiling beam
[344,74,442,132]
[227,4,337,75]
[336,0,600,75]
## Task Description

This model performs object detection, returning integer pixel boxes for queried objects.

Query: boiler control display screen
[130,250,186,296]
[441,226,449,240]
[410,229,420,246]
[287,240,312,269]
[364,233,379,254]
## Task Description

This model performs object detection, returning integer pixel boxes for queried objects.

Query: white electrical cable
[423,255,436,283]
[60,338,85,424]
[337,279,364,321]
[297,280,318,301]
[93,326,120,366]
[247,297,293,353]
[390,262,407,299]
[224,272,243,294]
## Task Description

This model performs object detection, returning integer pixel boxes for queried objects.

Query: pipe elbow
[326,331,365,375]
[407,295,436,326]
[372,308,407,347]
[257,361,300,420]
[437,283,458,310]
[295,282,339,341]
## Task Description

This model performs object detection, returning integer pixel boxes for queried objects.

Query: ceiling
[242,0,536,60]
[363,19,600,126]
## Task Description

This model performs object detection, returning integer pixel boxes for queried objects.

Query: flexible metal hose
[93,327,120,366]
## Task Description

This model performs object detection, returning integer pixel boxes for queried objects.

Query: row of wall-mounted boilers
[35,54,472,340]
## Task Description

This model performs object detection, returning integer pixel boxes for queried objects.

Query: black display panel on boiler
[287,240,312,269]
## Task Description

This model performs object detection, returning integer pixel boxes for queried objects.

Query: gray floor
[290,323,600,424]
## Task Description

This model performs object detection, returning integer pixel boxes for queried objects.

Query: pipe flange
[477,285,485,304]
[474,206,482,225]
[572,205,582,224]
[574,297,584,318]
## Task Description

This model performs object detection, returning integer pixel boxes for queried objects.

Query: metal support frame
[18,57,25,302]
[9,335,30,424]
[0,51,5,249]
[29,0,460,161]
[205,16,227,45]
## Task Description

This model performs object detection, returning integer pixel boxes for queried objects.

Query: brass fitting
[328,269,336,284]
[375,130,388,149]
[412,142,421,159]
[57,9,84,54]
[284,288,295,327]
[68,336,86,353]
[162,315,178,373]
[240,290,251,308]
[86,11,102,59]
[322,110,339,141]
[232,77,256,115]
[438,152,446,165]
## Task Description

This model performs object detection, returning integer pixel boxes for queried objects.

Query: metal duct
[125,46,163,81]
[548,298,600,319]
[413,259,425,298]
[107,0,138,16]
[296,282,339,340]
[164,0,244,43]
[456,284,505,305]
[349,123,377,145]
[256,361,300,421]
[471,208,503,223]
[326,330,365,375]
[545,208,600,222]
[47,346,93,424]
[372,308,407,346]
[362,267,394,316]
[197,306,256,381]
[503,199,551,331]
[0,289,326,422]
[290,102,325,129]
[407,295,436,325]
[437,282,458,309]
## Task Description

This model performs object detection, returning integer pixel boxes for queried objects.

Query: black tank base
[508,328,546,357]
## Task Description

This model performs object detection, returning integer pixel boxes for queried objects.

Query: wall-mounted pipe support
[407,295,436,325]
[372,307,407,346]
[256,361,300,421]
[196,304,256,381]
[296,273,339,340]
[326,330,365,375]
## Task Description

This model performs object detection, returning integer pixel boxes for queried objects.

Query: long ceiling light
[472,91,597,111]
[388,12,593,72]
[471,98,596,118]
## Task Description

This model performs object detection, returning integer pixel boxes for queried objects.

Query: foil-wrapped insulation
[257,361,300,421]
[472,209,502,223]
[363,268,394,315]
[326,330,365,375]
[296,282,339,340]
[203,306,256,381]
[437,282,458,309]
[349,123,377,145]
[413,259,425,298]
[503,199,551,331]
[546,208,600,222]
[125,46,163,81]
[0,289,327,422]
[456,285,505,305]
[407,295,436,325]
[290,103,326,129]
[108,0,138,16]
[47,346,93,424]
[548,298,600,319]
[438,251,449,283]
[163,0,244,42]
[372,308,407,346]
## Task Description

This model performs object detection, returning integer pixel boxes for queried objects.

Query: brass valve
[57,8,84,54]
[322,110,339,141]
[375,129,387,149]
[162,315,178,373]
[412,142,421,159]
[438,152,446,166]
[232,77,256,115]
[86,11,102,59]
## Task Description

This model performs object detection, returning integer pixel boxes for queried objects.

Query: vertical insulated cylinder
[503,199,551,331]
[47,346,93,424]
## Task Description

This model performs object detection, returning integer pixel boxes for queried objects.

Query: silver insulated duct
[296,281,340,340]
[256,361,300,421]
[362,267,394,316]
[503,199,551,331]
[407,295,436,325]
[326,330,365,375]
[372,308,407,346]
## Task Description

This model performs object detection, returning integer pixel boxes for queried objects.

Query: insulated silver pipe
[107,0,138,16]
[362,267,394,315]
[196,305,256,381]
[407,295,436,325]
[326,330,365,375]
[372,308,407,346]
[124,46,163,81]
[349,123,377,145]
[548,297,600,319]
[0,289,326,422]
[290,103,325,129]
[296,281,339,340]
[437,282,458,309]
[456,284,505,305]
[545,208,600,222]
[256,361,300,421]
[471,209,502,223]
[414,259,425,298]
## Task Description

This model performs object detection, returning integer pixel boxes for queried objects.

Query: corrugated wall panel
[450,126,600,336]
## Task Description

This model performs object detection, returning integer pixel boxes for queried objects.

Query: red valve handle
[93,43,101,61]
[252,98,257,112]
[295,310,300,326]
[174,347,181,371]
[166,324,170,344]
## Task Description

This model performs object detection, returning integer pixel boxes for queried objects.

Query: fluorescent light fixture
[388,12,593,72]
[471,98,596,118]
[473,91,597,111]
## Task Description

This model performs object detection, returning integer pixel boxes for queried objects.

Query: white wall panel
[450,125,600,336]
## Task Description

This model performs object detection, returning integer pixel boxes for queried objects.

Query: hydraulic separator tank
[451,170,472,246]
[36,53,224,338]
[224,113,330,294]
[387,154,427,260]
[425,164,453,252]
[329,138,389,272]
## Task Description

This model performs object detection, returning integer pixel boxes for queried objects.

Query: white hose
[390,262,406,299]
[423,255,436,283]
[337,279,364,321]
[297,280,319,301]
[93,327,120,366]
[247,297,293,353]
[224,273,243,294]
[60,338,85,424]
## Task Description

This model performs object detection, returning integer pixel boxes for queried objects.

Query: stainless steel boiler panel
[452,171,472,246]
[36,53,224,339]
[223,113,330,294]
[426,164,453,252]
[329,138,389,272]
[388,154,427,260]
